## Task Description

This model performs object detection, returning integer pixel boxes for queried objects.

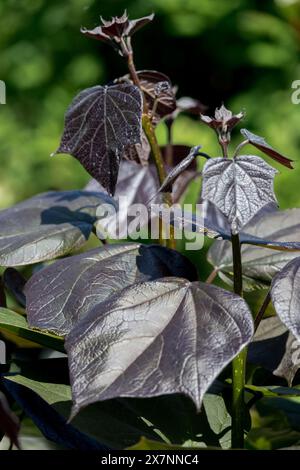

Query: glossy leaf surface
[201,155,278,233]
[66,278,253,416]
[26,243,198,336]
[0,191,114,266]
[271,257,300,342]
[54,84,142,195]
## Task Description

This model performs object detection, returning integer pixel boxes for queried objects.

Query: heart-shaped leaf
[201,155,278,233]
[26,243,198,336]
[271,257,300,342]
[148,146,201,200]
[53,83,143,195]
[207,208,300,289]
[0,308,64,352]
[65,278,253,416]
[240,129,293,169]
[0,190,114,267]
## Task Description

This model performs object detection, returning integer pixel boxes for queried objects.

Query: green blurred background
[1,0,300,209]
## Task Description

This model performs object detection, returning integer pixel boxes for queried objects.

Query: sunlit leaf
[66,278,253,416]
[0,308,64,352]
[207,208,300,289]
[241,129,293,169]
[26,243,198,336]
[53,84,143,195]
[0,191,114,266]
[149,146,201,200]
[4,361,165,449]
[201,155,278,233]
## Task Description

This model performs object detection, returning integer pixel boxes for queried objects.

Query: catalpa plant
[1,11,300,451]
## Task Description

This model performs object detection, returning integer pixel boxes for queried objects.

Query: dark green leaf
[207,208,300,289]
[0,308,64,352]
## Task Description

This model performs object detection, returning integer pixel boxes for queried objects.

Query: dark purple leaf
[161,144,200,202]
[176,97,207,115]
[81,12,154,47]
[0,276,6,308]
[161,145,197,169]
[0,391,20,449]
[138,70,176,121]
[0,190,114,266]
[2,379,106,450]
[66,278,253,416]
[149,146,201,200]
[207,208,300,289]
[86,156,198,238]
[3,268,26,307]
[248,316,300,386]
[123,130,150,165]
[53,83,143,195]
[26,243,198,336]
[200,105,244,135]
[117,70,176,123]
[271,257,300,341]
[201,155,278,233]
[241,129,293,169]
